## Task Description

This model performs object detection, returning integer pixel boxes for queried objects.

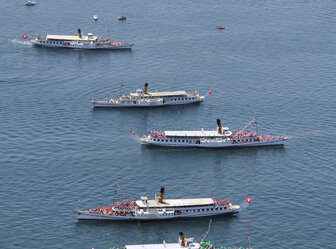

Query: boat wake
[134,135,142,144]
[8,39,32,46]
[290,130,320,138]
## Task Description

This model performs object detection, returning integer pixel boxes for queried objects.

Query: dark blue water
[1,0,336,248]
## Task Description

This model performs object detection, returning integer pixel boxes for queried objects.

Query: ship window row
[172,97,195,101]
[185,207,226,213]
[153,139,194,143]
[234,139,254,143]
[138,213,173,216]
[40,41,62,44]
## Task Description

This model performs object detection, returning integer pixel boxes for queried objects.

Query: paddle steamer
[141,116,288,148]
[31,29,133,49]
[92,83,205,108]
[76,187,241,220]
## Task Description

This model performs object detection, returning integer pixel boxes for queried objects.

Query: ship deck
[164,130,229,137]
[135,198,214,208]
[144,91,188,97]
[46,34,97,41]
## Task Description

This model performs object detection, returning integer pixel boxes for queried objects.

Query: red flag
[22,34,28,39]
[208,88,213,95]
[245,197,252,204]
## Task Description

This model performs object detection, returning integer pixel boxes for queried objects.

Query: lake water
[0,0,335,248]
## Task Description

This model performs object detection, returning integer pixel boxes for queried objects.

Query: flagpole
[255,113,258,135]
[57,22,61,35]
[171,75,178,91]
[119,79,124,97]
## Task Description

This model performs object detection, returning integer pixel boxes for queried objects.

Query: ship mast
[119,79,124,97]
[171,75,178,91]
[254,113,258,135]
[57,22,61,35]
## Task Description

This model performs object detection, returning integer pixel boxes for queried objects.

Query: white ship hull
[77,208,238,221]
[92,99,203,108]
[141,139,285,148]
[31,41,133,50]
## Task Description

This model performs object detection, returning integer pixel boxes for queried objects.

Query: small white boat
[24,1,36,5]
[118,16,127,20]
[125,232,201,249]
[93,15,98,20]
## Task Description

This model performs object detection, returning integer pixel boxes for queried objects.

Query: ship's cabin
[130,90,198,102]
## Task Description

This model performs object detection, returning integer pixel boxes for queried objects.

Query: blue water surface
[0,0,335,248]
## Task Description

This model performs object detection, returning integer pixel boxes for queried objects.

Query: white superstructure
[141,117,288,148]
[76,187,241,221]
[92,83,205,108]
[31,29,133,50]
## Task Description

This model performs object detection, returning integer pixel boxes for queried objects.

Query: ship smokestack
[158,187,165,203]
[217,119,223,134]
[78,29,82,39]
[143,83,149,94]
[179,232,186,247]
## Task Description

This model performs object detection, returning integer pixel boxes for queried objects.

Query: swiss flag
[208,88,213,95]
[22,34,28,39]
[245,197,252,204]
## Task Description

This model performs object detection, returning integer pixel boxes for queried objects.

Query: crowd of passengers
[149,130,165,137]
[213,199,230,205]
[232,131,284,142]
[89,201,136,216]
